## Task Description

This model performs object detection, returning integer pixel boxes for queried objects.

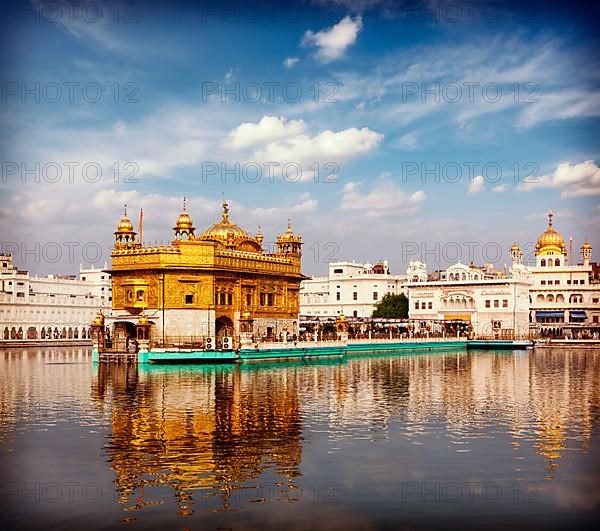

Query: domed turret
[276,219,302,256]
[173,197,195,240]
[256,226,264,247]
[510,242,523,265]
[114,204,137,248]
[581,239,592,266]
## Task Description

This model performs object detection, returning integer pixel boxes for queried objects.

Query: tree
[372,293,409,319]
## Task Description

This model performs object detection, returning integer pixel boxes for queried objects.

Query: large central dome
[199,200,262,252]
[535,210,566,255]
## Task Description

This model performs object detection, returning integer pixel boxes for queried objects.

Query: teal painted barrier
[93,339,531,365]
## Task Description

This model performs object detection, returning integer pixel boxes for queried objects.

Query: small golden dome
[138,313,149,326]
[582,240,592,250]
[511,242,520,251]
[241,310,252,320]
[92,310,104,326]
[174,197,195,231]
[277,219,301,242]
[337,312,346,322]
[535,210,566,255]
[116,205,134,233]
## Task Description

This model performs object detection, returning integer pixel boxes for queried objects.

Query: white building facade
[407,262,533,338]
[300,261,407,318]
[0,254,112,342]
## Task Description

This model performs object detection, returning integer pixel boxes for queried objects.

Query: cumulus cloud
[227,116,307,149]
[340,177,426,217]
[516,160,600,198]
[283,56,299,68]
[253,127,382,170]
[467,175,485,195]
[228,116,382,178]
[302,16,362,63]
[492,184,508,193]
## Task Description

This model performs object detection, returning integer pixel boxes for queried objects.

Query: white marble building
[510,211,600,337]
[300,261,407,318]
[406,262,533,338]
[0,254,111,342]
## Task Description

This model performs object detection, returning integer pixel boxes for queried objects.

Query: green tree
[372,293,409,319]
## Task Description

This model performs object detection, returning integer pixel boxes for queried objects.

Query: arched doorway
[215,316,234,338]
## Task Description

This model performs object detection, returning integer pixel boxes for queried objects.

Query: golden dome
[535,210,566,255]
[174,198,194,231]
[510,242,521,251]
[582,240,592,250]
[116,205,134,233]
[138,313,149,326]
[277,219,301,242]
[92,309,105,326]
[241,310,252,320]
[198,200,262,252]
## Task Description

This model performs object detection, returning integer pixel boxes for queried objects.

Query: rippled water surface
[1,347,599,530]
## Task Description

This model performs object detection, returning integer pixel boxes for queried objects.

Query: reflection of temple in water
[92,364,303,515]
[91,349,600,517]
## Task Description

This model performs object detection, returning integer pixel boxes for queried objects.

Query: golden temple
[107,199,304,345]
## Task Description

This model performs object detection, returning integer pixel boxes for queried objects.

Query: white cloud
[340,178,426,217]
[302,16,363,63]
[252,126,383,173]
[517,160,600,198]
[467,175,485,195]
[516,90,600,128]
[391,132,418,151]
[283,57,299,68]
[492,184,508,193]
[227,116,307,149]
[228,116,382,177]
[527,210,574,220]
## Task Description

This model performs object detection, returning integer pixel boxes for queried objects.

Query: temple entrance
[215,316,234,338]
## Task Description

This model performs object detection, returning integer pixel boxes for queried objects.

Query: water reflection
[88,349,600,519]
[1,347,599,528]
[93,363,304,515]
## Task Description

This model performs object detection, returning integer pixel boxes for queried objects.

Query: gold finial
[183,196,187,211]
[548,209,553,226]
[222,199,229,223]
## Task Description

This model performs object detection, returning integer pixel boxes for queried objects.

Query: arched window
[555,258,560,266]
[536,294,545,303]
[547,294,554,303]
[556,294,564,303]
[4,327,9,340]
[541,259,546,266]
[461,273,466,280]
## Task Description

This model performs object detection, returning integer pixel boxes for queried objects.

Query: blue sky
[1,0,599,275]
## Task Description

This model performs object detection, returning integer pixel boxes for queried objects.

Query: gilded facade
[107,200,303,344]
